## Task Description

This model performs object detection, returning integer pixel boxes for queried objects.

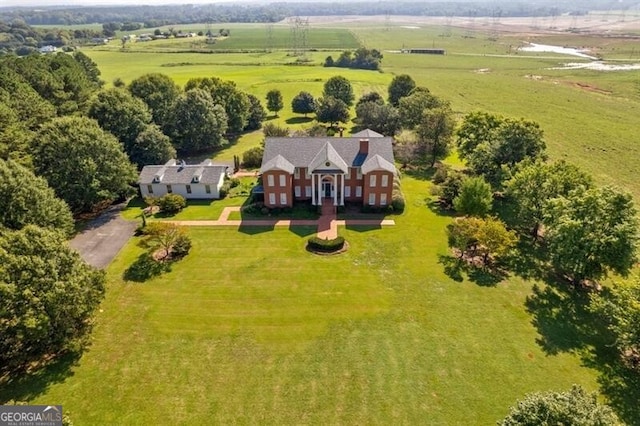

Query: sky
[2,0,263,7]
[0,0,282,7]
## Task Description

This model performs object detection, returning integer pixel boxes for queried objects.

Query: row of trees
[1,2,610,27]
[0,159,106,372]
[324,48,383,70]
[438,110,638,286]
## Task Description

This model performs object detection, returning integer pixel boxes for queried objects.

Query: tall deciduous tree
[416,104,455,167]
[500,385,621,426]
[185,78,250,134]
[355,101,400,136]
[0,159,74,236]
[128,73,181,125]
[32,116,137,213]
[88,88,152,150]
[453,176,493,217]
[164,89,228,154]
[456,111,502,159]
[315,96,350,128]
[447,216,516,266]
[128,124,176,168]
[265,89,283,117]
[0,225,106,372]
[398,89,444,129]
[244,94,266,131]
[388,74,416,107]
[544,186,638,284]
[357,92,384,107]
[323,76,354,106]
[457,113,547,187]
[291,91,316,117]
[591,279,640,371]
[507,161,593,239]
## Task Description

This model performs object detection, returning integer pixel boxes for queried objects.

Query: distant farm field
[83,22,640,200]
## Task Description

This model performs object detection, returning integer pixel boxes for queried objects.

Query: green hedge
[307,236,345,253]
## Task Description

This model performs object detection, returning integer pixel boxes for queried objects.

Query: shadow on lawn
[0,351,80,404]
[525,280,640,424]
[438,254,507,286]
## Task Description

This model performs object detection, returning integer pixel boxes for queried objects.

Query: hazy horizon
[2,0,263,7]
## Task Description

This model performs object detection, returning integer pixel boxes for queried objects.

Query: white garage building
[138,159,229,200]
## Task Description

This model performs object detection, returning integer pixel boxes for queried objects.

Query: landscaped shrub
[123,252,171,282]
[228,177,240,188]
[157,193,186,214]
[392,191,406,213]
[242,146,263,168]
[172,234,192,257]
[307,236,345,253]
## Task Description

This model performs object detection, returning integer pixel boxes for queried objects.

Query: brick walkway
[167,205,394,238]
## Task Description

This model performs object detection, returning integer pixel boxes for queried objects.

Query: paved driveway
[69,203,137,269]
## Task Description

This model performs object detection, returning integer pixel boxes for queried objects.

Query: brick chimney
[359,138,369,154]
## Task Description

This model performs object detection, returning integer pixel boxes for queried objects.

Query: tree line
[1,1,614,27]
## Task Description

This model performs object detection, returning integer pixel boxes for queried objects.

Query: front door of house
[323,182,332,197]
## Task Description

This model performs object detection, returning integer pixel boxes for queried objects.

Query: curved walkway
[167,206,395,239]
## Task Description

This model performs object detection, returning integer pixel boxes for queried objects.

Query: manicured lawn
[21,175,600,424]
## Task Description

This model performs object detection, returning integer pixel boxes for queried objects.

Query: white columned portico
[317,173,322,205]
[333,175,338,206]
[311,174,315,205]
[340,174,345,205]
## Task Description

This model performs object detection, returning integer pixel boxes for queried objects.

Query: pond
[518,42,598,60]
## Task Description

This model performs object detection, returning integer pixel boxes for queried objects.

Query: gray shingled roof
[139,160,228,185]
[259,154,295,174]
[262,137,395,171]
[308,142,349,173]
[352,128,384,138]
[361,154,396,174]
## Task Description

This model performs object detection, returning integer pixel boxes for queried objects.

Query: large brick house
[259,130,396,209]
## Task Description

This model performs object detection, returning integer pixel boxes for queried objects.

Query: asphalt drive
[69,203,137,269]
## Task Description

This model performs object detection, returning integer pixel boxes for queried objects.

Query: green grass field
[13,176,601,424]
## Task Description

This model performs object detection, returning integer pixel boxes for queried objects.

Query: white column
[311,174,315,205]
[333,174,338,206]
[317,174,322,204]
[340,174,345,205]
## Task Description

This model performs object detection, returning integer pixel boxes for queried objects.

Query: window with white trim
[381,175,389,187]
[357,168,362,179]
[305,186,311,197]
[268,193,276,205]
[355,186,362,197]
[147,185,153,194]
[305,168,310,178]
[294,168,300,179]
[280,192,287,205]
[294,186,301,197]
[346,168,351,179]
[267,174,274,187]
[279,174,286,187]
[368,193,376,205]
[205,185,211,194]
[344,186,351,197]
[186,184,192,194]
[380,193,387,205]
[369,174,376,187]
[166,184,172,193]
